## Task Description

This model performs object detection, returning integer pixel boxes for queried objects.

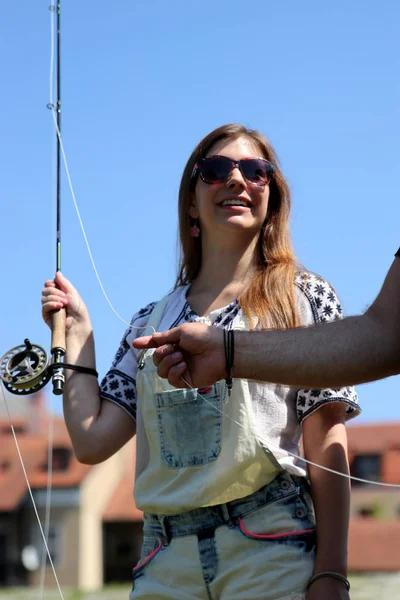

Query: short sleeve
[99,301,156,421]
[294,272,361,424]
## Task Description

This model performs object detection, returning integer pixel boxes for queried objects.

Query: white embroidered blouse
[100,271,360,477]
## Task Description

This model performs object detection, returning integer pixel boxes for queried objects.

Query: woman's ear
[188,193,199,219]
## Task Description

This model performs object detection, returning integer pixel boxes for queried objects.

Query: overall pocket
[156,384,222,468]
[131,537,163,591]
[237,486,316,552]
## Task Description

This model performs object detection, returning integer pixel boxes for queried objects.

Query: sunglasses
[191,155,274,187]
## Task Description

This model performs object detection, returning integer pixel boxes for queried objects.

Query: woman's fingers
[42,301,64,313]
[41,274,76,327]
[41,287,68,316]
[41,288,68,302]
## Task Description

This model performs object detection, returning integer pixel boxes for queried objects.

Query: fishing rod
[0,2,66,396]
[50,0,66,396]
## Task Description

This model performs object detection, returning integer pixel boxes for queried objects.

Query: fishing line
[2,6,155,594]
[36,6,59,598]
[39,411,54,599]
[46,3,399,499]
[0,383,65,600]
[9,6,392,600]
[47,4,155,335]
[181,377,400,488]
[47,2,399,488]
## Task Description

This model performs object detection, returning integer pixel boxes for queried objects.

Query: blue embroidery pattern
[294,272,360,423]
[100,301,156,420]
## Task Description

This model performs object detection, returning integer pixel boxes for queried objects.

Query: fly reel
[0,339,51,395]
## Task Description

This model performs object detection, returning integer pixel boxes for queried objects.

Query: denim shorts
[130,471,316,600]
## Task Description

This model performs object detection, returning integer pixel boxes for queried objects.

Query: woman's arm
[64,325,136,464]
[302,403,350,599]
[42,272,136,464]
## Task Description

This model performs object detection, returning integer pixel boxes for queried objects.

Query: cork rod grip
[51,307,66,353]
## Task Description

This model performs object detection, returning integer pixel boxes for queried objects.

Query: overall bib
[131,296,316,600]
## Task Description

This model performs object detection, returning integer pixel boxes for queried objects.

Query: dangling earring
[190,217,200,238]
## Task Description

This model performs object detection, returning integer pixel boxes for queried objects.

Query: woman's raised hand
[41,271,90,335]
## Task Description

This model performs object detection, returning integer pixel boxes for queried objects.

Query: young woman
[42,124,359,600]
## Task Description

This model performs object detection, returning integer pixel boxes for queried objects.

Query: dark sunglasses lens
[200,157,232,183]
[241,159,273,184]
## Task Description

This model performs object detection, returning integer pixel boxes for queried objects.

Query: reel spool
[0,339,50,395]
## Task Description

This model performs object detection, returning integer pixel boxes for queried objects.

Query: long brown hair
[176,124,301,329]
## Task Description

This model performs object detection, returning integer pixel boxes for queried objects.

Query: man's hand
[133,322,225,388]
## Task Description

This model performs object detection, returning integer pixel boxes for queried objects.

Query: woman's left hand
[307,577,350,600]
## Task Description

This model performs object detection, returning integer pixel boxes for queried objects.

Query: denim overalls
[131,296,316,600]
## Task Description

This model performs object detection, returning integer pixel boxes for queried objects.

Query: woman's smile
[218,196,252,209]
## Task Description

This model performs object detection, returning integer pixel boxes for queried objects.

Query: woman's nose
[226,166,246,189]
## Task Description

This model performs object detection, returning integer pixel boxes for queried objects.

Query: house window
[350,454,381,486]
[358,506,375,518]
[42,447,72,472]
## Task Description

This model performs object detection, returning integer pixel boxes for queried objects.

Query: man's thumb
[133,328,181,349]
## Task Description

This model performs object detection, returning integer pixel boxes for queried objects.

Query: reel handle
[51,307,66,395]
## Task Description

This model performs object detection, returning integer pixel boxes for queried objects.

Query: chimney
[28,391,49,435]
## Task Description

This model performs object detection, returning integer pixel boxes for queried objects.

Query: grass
[348,572,400,598]
[0,575,399,599]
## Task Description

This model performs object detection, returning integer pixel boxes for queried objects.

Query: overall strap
[137,293,172,366]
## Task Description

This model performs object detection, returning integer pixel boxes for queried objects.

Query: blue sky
[1,1,399,424]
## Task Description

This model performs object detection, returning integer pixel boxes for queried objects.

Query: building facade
[1,392,400,589]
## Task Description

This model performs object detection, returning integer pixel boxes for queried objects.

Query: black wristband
[48,363,98,378]
[224,328,235,396]
[307,571,350,592]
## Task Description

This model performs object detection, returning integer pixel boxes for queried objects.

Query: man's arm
[234,255,400,387]
[134,254,400,389]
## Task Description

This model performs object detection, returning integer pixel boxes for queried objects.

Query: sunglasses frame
[191,155,275,188]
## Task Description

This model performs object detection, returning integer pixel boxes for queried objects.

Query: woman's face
[190,136,271,243]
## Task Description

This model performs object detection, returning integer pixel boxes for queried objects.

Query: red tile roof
[347,422,400,454]
[0,415,91,511]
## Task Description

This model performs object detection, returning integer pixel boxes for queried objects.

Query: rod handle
[51,307,66,353]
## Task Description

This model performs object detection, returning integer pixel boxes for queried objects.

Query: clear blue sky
[1,1,399,424]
